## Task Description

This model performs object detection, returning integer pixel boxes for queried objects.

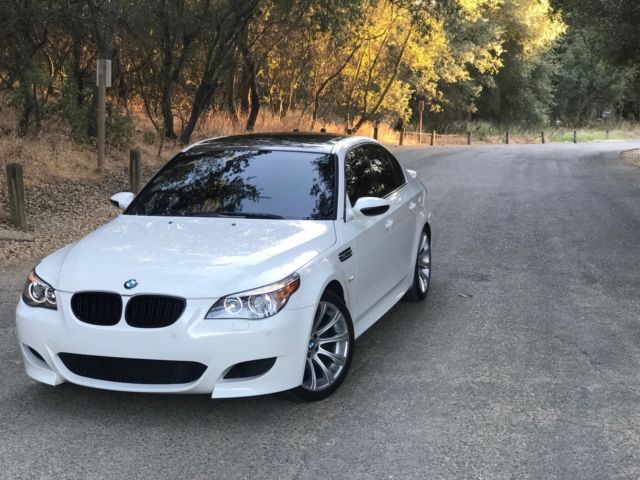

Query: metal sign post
[96,59,112,173]
[418,100,424,144]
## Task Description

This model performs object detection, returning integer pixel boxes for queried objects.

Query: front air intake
[58,353,206,384]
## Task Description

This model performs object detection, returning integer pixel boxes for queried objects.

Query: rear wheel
[290,290,354,401]
[406,228,431,301]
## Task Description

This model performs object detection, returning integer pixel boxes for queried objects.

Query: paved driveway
[1,141,640,479]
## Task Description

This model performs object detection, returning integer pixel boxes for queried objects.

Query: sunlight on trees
[0,0,636,140]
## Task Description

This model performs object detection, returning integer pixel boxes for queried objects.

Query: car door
[378,146,419,279]
[340,144,409,323]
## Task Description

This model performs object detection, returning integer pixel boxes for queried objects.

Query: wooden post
[541,131,545,144]
[430,130,435,146]
[467,131,471,145]
[96,59,111,173]
[373,122,379,140]
[573,130,577,143]
[605,129,609,140]
[505,130,510,144]
[129,148,141,193]
[418,100,424,144]
[399,129,404,146]
[6,163,26,229]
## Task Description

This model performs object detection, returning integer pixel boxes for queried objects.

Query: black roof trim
[191,132,347,151]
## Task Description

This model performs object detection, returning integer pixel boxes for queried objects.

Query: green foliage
[53,83,91,144]
[553,32,636,125]
[142,130,157,145]
[53,83,133,149]
[105,105,134,149]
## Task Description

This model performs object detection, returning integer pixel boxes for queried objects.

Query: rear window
[125,149,336,220]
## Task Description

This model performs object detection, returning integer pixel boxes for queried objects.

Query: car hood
[37,215,336,298]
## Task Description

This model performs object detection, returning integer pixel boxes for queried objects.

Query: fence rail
[394,129,616,146]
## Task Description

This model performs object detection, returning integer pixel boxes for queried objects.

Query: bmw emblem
[124,279,138,289]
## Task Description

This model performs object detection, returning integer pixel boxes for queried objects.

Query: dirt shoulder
[621,149,640,167]
[0,165,157,262]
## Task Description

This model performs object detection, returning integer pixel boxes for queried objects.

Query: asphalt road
[2,141,640,479]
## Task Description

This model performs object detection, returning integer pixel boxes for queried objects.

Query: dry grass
[621,149,640,168]
[2,100,640,189]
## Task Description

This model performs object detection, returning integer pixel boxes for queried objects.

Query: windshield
[125,149,336,220]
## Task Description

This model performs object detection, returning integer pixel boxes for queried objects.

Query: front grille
[71,292,122,326]
[125,295,186,328]
[58,353,207,384]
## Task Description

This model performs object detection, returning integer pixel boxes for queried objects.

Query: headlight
[205,273,300,320]
[22,269,57,310]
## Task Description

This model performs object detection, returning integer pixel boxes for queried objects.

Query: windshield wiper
[175,211,285,219]
[216,211,285,219]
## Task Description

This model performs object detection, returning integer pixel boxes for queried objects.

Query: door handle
[409,202,416,211]
[385,219,394,230]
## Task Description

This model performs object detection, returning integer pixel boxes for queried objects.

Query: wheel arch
[423,221,431,240]
[324,280,345,302]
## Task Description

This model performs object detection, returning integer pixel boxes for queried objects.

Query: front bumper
[15,294,315,398]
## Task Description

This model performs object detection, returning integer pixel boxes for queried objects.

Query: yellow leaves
[458,0,502,22]
[255,0,566,126]
[498,0,566,57]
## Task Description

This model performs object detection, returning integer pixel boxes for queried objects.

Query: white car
[16,133,431,401]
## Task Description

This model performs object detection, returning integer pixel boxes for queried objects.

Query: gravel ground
[0,165,157,261]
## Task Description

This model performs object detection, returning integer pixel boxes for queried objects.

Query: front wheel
[405,228,431,302]
[289,290,354,401]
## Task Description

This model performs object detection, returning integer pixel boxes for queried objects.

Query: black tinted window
[126,149,336,220]
[384,149,406,186]
[345,144,405,203]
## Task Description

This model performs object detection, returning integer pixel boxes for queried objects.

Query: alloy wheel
[301,301,350,391]
[417,232,431,294]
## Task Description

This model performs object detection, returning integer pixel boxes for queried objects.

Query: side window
[345,144,406,204]
[384,150,406,187]
[345,146,376,203]
[361,144,404,197]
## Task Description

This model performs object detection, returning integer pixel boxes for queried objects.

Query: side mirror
[406,169,417,179]
[352,197,390,217]
[110,192,135,211]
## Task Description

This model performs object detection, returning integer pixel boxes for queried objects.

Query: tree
[178,0,260,144]
[474,0,565,126]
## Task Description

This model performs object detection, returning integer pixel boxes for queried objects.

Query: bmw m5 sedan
[16,133,432,400]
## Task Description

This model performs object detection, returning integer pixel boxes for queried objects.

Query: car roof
[183,132,372,154]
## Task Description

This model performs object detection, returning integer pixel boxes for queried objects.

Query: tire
[289,290,354,401]
[405,228,431,302]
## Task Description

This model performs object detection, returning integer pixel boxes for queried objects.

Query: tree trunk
[310,44,359,130]
[246,67,260,131]
[179,81,218,144]
[178,0,258,144]
[242,31,260,131]
[87,0,122,138]
[225,56,239,122]
[352,27,413,132]
[161,84,176,139]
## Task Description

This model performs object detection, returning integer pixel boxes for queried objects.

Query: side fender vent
[338,247,353,262]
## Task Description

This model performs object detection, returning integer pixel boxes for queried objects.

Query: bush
[468,121,497,140]
[105,104,133,149]
[52,83,133,149]
[142,129,156,145]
